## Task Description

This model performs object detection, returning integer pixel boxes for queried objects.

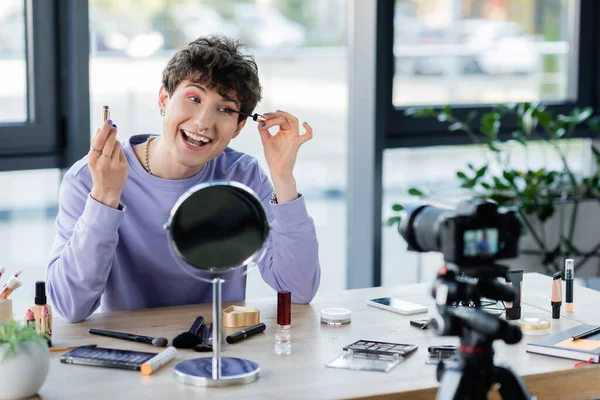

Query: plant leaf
[536,203,555,222]
[466,111,478,125]
[488,141,502,152]
[408,188,424,197]
[558,107,593,124]
[392,204,404,212]
[534,109,552,130]
[481,112,501,138]
[475,165,488,179]
[405,108,435,118]
[587,116,600,134]
[511,130,526,146]
[562,237,582,256]
[493,176,510,190]
[542,245,561,266]
[448,122,463,131]
[386,216,402,226]
[456,171,468,180]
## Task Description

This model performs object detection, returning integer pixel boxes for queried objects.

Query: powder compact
[320,308,352,326]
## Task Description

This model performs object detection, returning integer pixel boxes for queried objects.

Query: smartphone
[367,297,428,315]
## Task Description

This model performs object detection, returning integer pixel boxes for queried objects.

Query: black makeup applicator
[88,328,168,347]
[227,108,266,122]
[172,316,205,349]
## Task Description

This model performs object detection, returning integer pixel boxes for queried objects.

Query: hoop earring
[160,109,165,117]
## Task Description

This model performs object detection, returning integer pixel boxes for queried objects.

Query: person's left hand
[258,110,313,178]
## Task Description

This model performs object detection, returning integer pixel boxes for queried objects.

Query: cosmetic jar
[517,317,551,336]
[320,308,352,326]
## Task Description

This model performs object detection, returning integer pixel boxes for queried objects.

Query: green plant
[386,102,600,271]
[0,319,48,361]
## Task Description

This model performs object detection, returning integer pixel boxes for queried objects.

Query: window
[88,0,349,296]
[393,0,577,107]
[0,0,59,167]
[0,0,27,123]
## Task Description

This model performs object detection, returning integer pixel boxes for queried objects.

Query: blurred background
[0,0,587,316]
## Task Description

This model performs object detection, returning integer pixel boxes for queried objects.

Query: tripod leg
[436,367,465,400]
[493,365,536,400]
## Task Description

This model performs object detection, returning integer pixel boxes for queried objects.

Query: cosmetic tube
[141,346,176,376]
[551,272,562,319]
[565,259,574,312]
[505,270,523,320]
[101,105,110,124]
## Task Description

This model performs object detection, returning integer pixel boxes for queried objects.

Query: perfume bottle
[274,291,291,355]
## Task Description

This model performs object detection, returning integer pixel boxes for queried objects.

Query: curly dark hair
[162,35,262,123]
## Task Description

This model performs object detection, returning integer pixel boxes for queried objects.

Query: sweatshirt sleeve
[46,171,125,322]
[254,167,321,304]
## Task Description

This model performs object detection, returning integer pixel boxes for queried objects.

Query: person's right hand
[88,119,128,209]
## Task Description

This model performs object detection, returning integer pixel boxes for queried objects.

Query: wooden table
[35,273,600,399]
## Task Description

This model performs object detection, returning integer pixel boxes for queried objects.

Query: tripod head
[429,264,522,346]
[428,263,534,400]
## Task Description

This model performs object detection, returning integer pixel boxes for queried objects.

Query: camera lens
[399,205,454,253]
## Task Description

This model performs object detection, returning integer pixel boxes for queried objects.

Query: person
[46,35,321,323]
[475,230,490,256]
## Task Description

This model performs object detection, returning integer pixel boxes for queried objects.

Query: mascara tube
[565,259,574,312]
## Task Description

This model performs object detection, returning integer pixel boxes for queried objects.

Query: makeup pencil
[565,259,574,312]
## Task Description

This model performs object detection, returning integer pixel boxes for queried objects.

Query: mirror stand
[173,277,260,387]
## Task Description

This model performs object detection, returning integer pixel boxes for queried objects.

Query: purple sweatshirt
[46,135,321,323]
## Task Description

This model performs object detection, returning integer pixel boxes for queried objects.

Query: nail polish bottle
[28,281,52,346]
[274,291,291,355]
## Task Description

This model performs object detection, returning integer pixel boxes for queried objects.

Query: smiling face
[158,80,247,172]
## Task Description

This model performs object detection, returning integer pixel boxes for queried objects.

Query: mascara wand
[229,109,266,122]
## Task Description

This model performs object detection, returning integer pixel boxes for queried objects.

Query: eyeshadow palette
[342,340,418,357]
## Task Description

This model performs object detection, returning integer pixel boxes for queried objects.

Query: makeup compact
[222,306,260,328]
[320,308,352,326]
[517,317,551,336]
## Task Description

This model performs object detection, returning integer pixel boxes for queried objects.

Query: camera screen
[463,228,498,257]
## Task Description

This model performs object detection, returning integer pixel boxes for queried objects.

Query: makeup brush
[89,328,168,347]
[0,269,22,292]
[173,316,205,349]
[0,276,22,300]
[0,266,5,281]
[193,323,213,352]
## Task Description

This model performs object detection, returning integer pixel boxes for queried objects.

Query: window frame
[378,0,598,149]
[0,0,58,159]
[0,0,90,172]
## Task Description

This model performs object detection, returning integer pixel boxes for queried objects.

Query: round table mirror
[163,181,270,387]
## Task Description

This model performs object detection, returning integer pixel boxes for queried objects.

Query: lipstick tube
[101,105,110,124]
[565,259,574,312]
[551,271,562,319]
